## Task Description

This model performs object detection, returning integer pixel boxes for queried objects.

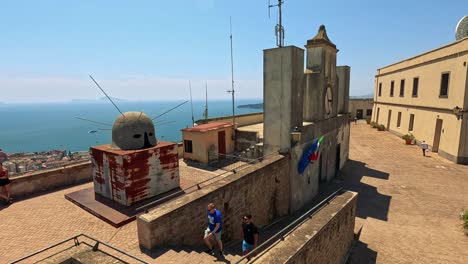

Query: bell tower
[303,25,339,121]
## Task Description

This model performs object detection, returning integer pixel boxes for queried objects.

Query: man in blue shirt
[204,203,223,256]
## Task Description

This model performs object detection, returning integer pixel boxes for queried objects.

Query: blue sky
[0,0,465,102]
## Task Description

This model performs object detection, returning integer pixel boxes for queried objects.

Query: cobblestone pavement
[1,124,467,263]
[345,123,468,264]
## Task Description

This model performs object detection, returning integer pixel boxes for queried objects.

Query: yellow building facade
[372,37,468,164]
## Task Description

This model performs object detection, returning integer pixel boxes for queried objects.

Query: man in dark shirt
[241,214,259,260]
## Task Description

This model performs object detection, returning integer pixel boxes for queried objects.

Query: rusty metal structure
[90,110,179,206]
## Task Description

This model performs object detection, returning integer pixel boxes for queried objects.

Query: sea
[0,99,263,153]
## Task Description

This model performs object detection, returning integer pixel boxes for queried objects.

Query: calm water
[0,100,262,153]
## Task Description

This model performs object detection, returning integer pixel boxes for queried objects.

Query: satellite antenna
[227,17,236,128]
[455,16,468,41]
[203,82,209,120]
[189,80,195,126]
[268,0,285,47]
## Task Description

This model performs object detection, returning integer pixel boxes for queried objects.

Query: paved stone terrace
[345,122,468,264]
[1,123,468,263]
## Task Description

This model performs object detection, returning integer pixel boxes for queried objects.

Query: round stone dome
[111,111,157,150]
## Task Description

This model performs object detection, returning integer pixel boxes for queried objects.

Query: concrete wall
[349,99,374,119]
[137,155,290,250]
[235,130,259,152]
[195,112,263,127]
[264,46,305,155]
[10,162,92,198]
[337,66,351,114]
[253,191,357,264]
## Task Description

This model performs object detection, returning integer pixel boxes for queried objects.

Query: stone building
[349,98,373,119]
[372,35,468,164]
[263,25,351,212]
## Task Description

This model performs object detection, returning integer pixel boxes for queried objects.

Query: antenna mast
[204,82,208,120]
[227,17,236,128]
[268,0,285,47]
[89,75,125,117]
[189,80,195,126]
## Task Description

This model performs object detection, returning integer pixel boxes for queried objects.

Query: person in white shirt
[421,141,429,156]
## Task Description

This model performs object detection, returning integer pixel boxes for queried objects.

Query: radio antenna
[268,0,285,47]
[75,117,112,126]
[89,75,125,117]
[189,81,195,126]
[227,16,236,128]
[151,101,188,121]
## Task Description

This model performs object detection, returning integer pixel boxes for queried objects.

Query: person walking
[421,141,429,156]
[0,162,12,204]
[241,214,259,261]
[204,203,223,256]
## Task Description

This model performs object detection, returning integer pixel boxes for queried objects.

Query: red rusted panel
[90,142,180,206]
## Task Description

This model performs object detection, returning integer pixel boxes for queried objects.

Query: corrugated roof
[182,122,233,132]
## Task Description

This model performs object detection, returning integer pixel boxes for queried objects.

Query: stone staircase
[153,246,244,264]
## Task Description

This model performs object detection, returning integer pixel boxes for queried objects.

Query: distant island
[237,103,263,109]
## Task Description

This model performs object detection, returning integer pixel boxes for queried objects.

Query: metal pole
[278,0,283,47]
[230,17,236,128]
[189,80,195,126]
[205,82,208,120]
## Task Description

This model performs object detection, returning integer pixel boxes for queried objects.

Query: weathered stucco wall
[10,162,92,197]
[372,103,463,162]
[91,142,179,206]
[254,191,357,264]
[137,155,290,250]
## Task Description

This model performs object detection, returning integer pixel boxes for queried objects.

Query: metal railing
[234,188,344,264]
[9,233,149,264]
[137,152,276,213]
[208,153,259,172]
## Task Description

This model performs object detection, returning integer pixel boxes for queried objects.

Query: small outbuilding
[181,122,234,164]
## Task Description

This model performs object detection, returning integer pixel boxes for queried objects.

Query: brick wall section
[137,155,289,250]
[10,162,92,198]
[253,191,357,264]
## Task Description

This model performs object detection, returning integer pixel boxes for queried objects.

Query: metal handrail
[234,188,344,264]
[9,233,149,264]
[137,152,278,213]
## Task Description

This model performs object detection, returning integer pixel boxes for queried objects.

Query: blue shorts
[242,240,254,252]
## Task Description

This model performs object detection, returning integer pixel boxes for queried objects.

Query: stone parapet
[137,154,290,250]
[10,161,92,198]
[253,191,357,264]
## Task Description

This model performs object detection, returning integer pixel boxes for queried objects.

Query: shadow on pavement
[324,159,392,221]
[347,240,378,264]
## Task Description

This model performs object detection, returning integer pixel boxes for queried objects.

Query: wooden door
[432,119,443,152]
[387,110,392,130]
[218,130,226,154]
